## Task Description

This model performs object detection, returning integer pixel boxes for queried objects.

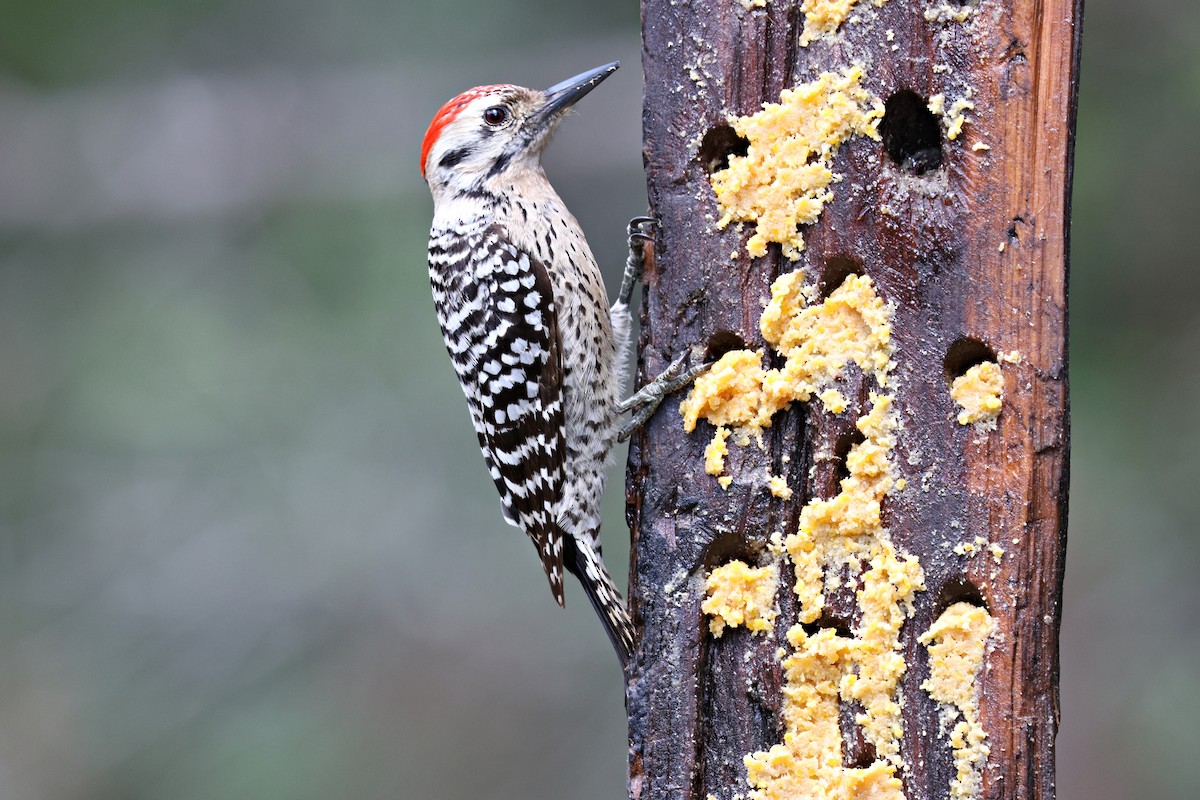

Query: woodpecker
[422,61,682,666]
[421,63,702,666]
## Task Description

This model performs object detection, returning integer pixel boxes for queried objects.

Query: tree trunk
[625,2,1079,799]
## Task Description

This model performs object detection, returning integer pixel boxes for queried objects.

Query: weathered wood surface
[625,1,1080,799]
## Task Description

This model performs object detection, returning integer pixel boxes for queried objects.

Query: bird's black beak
[534,62,619,127]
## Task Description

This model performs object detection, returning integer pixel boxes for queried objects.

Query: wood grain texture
[625,1,1080,799]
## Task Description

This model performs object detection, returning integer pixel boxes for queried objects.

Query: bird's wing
[429,223,568,604]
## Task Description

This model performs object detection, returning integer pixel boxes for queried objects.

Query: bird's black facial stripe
[438,147,469,170]
[487,151,513,178]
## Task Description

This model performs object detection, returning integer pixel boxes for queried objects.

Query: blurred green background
[0,1,1193,798]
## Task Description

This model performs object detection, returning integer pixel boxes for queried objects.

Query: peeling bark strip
[626,1,1079,799]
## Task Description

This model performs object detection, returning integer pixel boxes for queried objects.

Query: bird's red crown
[421,85,514,178]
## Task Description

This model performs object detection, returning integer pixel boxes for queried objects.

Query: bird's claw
[616,353,711,442]
[616,216,658,309]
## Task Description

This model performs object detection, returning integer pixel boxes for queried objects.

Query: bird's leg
[614,215,656,311]
[613,216,710,442]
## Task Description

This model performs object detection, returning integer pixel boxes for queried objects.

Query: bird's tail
[564,535,635,669]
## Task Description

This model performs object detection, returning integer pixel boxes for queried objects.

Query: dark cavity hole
[944,337,997,384]
[699,124,750,174]
[1007,215,1027,245]
[833,428,867,485]
[880,90,943,174]
[704,329,748,363]
[702,530,759,571]
[936,575,989,615]
[820,255,864,299]
[801,612,852,640]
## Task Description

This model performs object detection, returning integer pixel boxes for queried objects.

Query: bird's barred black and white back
[428,218,569,602]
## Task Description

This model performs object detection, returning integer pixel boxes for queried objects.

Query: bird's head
[421,61,619,200]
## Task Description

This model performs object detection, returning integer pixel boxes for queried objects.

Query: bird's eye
[483,106,510,127]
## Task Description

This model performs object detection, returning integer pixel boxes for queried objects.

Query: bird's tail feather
[564,535,635,669]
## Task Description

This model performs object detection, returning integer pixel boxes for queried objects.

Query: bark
[625,1,1080,799]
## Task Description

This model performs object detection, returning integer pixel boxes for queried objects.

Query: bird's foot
[617,352,711,442]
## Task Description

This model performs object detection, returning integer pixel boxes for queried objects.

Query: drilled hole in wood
[880,90,943,174]
[944,337,997,384]
[832,428,866,485]
[820,255,864,299]
[702,531,759,571]
[699,124,750,174]
[936,576,990,615]
[704,329,748,362]
[800,612,852,640]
